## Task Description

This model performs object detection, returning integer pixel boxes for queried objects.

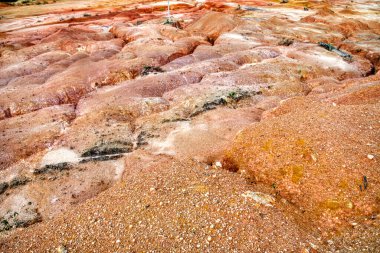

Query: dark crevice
[81,141,133,157]
[33,162,73,175]
[207,36,215,46]
[80,154,124,163]
[366,65,377,77]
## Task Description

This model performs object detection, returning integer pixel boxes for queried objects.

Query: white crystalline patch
[143,97,168,105]
[149,1,192,7]
[113,160,126,180]
[313,54,355,72]
[41,148,80,166]
[224,2,239,7]
[240,62,258,69]
[219,33,247,41]
[194,123,208,131]
[152,122,208,156]
[357,14,380,21]
[9,195,29,211]
[59,121,70,134]
[353,4,379,11]
[51,197,59,204]
[151,122,193,156]
[88,25,111,33]
[0,194,40,231]
[172,14,185,19]
[0,194,36,218]
[242,191,275,207]
[292,26,324,34]
[265,8,316,21]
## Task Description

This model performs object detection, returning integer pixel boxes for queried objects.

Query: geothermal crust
[0,0,379,252]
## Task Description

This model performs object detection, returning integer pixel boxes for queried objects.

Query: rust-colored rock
[0,105,75,170]
[0,0,379,252]
[224,95,380,230]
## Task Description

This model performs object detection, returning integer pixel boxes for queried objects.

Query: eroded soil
[0,0,379,252]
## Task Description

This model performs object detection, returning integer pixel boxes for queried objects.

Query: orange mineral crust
[0,0,379,252]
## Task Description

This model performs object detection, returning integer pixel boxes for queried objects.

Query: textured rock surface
[224,96,380,230]
[0,105,75,169]
[0,0,379,252]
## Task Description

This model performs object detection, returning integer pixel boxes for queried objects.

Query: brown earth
[0,0,379,252]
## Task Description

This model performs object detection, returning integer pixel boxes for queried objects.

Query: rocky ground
[0,0,379,252]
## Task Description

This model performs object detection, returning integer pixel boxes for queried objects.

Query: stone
[241,191,276,207]
[57,245,68,253]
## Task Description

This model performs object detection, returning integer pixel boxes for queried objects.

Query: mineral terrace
[0,0,379,252]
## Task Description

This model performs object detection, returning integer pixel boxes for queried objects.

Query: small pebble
[51,197,59,204]
[116,239,120,243]
[57,245,67,253]
[367,154,374,160]
[207,236,212,242]
[309,242,318,249]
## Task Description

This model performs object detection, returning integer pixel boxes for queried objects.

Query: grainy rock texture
[0,0,379,252]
